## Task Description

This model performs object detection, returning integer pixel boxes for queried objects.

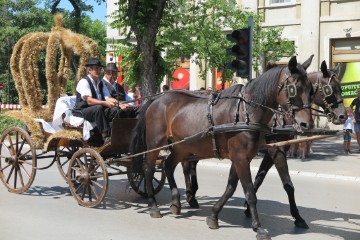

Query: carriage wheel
[67,148,108,207]
[56,146,80,182]
[126,159,166,197]
[0,127,37,193]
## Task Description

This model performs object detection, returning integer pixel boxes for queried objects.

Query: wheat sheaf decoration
[8,13,100,148]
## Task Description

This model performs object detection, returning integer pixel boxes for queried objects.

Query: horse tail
[130,97,159,173]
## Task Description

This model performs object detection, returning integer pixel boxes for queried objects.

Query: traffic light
[226,28,251,78]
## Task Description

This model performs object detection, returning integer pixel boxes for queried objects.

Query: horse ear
[321,60,330,77]
[302,54,314,70]
[288,56,298,73]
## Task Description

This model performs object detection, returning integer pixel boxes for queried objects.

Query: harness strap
[207,92,222,159]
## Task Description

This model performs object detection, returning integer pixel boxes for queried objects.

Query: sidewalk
[199,135,360,181]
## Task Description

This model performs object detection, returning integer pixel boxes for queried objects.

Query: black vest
[73,76,105,115]
[103,79,126,101]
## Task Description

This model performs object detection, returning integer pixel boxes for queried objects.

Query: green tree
[0,0,53,104]
[0,0,106,103]
[110,0,295,94]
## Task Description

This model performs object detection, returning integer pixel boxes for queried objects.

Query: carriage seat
[52,96,95,141]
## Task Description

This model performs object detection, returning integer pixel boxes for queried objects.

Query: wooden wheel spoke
[90,184,99,199]
[0,163,12,172]
[76,158,86,171]
[71,166,82,174]
[91,180,103,189]
[15,132,19,153]
[18,159,32,165]
[81,184,87,200]
[17,166,25,187]
[89,164,100,175]
[90,174,103,180]
[7,135,15,155]
[17,139,26,155]
[0,154,10,159]
[88,185,92,202]
[17,149,32,160]
[6,165,15,184]
[19,163,31,178]
[2,142,12,155]
[14,167,18,189]
[83,154,89,169]
[74,182,85,194]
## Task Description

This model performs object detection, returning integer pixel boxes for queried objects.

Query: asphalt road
[0,148,359,240]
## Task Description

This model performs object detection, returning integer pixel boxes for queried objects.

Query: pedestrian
[72,57,129,144]
[162,84,169,92]
[343,107,354,154]
[349,88,360,152]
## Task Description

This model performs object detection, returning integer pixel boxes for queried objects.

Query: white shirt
[76,75,111,100]
[343,115,353,130]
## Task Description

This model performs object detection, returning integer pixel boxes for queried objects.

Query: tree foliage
[0,0,106,103]
[110,0,296,94]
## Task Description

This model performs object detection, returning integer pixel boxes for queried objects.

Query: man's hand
[119,103,130,110]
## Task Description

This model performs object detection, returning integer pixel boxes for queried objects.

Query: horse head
[310,61,346,125]
[276,55,315,130]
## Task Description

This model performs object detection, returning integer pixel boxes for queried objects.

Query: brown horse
[181,60,346,230]
[241,60,346,227]
[130,56,314,239]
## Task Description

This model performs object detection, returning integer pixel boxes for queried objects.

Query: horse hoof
[256,228,271,240]
[150,210,162,218]
[295,219,309,229]
[244,208,251,218]
[188,198,199,209]
[206,216,219,229]
[170,204,181,215]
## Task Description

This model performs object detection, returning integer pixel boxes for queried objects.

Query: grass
[0,113,24,135]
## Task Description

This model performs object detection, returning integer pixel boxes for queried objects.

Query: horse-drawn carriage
[1,16,347,238]
[0,96,166,207]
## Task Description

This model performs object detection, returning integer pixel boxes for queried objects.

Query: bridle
[277,69,312,118]
[312,72,343,121]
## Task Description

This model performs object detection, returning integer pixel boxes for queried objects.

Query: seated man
[72,57,129,144]
[102,63,133,101]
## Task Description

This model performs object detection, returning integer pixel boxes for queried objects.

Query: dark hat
[85,57,102,67]
[105,63,118,72]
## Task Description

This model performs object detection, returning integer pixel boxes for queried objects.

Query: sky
[45,0,107,22]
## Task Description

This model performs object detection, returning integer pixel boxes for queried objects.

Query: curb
[197,160,360,182]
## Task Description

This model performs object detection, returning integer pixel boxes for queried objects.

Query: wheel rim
[127,161,166,197]
[68,148,108,207]
[0,127,36,193]
[56,146,79,182]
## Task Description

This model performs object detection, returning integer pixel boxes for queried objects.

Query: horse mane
[246,66,284,105]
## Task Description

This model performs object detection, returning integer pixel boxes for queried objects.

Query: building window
[270,0,292,4]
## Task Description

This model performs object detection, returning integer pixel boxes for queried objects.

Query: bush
[0,114,24,134]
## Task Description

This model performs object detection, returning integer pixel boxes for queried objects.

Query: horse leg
[234,159,271,239]
[244,151,274,217]
[165,152,182,215]
[182,160,199,208]
[144,150,162,218]
[206,164,238,229]
[271,148,309,229]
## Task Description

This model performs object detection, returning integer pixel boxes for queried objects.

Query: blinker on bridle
[313,72,343,120]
